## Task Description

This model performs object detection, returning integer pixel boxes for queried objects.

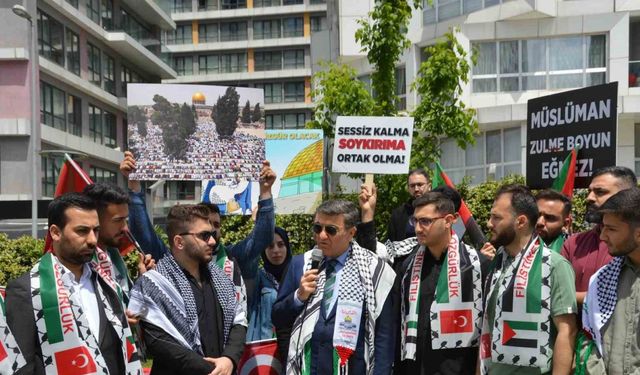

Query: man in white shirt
[6,193,141,375]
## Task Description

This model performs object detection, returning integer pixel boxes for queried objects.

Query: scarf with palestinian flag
[214,243,246,305]
[480,236,551,373]
[287,242,395,375]
[400,233,482,360]
[30,252,142,375]
[0,291,26,374]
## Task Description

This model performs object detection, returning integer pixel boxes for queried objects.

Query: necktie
[323,260,337,313]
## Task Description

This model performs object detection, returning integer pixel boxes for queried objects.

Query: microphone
[310,248,323,270]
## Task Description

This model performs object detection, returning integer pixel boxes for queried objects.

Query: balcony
[120,0,175,30]
[165,36,310,53]
[171,2,326,21]
[164,67,310,83]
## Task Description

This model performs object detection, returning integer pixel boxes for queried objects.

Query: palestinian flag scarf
[287,242,395,375]
[480,236,551,373]
[0,292,26,374]
[400,233,482,360]
[30,252,142,375]
[214,243,246,305]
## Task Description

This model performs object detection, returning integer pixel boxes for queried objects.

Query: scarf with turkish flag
[43,154,137,256]
[432,163,487,249]
[237,339,283,375]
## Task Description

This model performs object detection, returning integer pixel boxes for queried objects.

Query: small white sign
[332,116,414,174]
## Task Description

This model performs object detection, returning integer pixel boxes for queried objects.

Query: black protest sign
[526,82,617,189]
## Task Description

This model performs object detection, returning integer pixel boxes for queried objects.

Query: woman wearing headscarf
[247,226,293,341]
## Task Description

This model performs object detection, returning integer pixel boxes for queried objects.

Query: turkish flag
[237,339,282,375]
[440,309,474,334]
[54,346,97,375]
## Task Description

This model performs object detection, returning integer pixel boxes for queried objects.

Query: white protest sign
[332,116,414,174]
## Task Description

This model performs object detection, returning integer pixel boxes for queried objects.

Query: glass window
[101,0,113,30]
[256,83,283,103]
[42,155,65,197]
[474,42,496,75]
[121,66,141,96]
[255,51,282,71]
[284,82,305,102]
[486,130,502,164]
[283,0,303,4]
[103,53,116,95]
[198,0,218,10]
[255,0,280,6]
[88,43,101,86]
[67,94,82,136]
[87,0,101,24]
[503,127,521,162]
[65,29,80,76]
[220,52,247,72]
[283,49,305,69]
[199,55,219,74]
[283,17,304,37]
[66,0,79,7]
[37,10,65,66]
[90,166,117,184]
[522,39,546,73]
[89,105,103,144]
[549,36,583,70]
[104,111,117,149]
[465,134,484,167]
[174,56,194,75]
[438,0,461,21]
[463,0,482,13]
[253,20,281,40]
[311,16,327,32]
[220,21,247,41]
[40,81,66,131]
[221,0,246,9]
[587,35,606,68]
[499,41,518,74]
[172,0,191,12]
[170,24,192,44]
[199,23,218,43]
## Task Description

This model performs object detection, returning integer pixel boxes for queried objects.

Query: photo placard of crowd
[331,116,414,175]
[526,82,618,189]
[126,83,266,187]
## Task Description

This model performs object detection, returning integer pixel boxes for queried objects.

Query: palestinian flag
[44,153,138,256]
[551,147,579,198]
[502,320,538,348]
[432,162,487,249]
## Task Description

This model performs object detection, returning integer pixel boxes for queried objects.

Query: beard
[490,224,516,249]
[609,236,639,257]
[585,202,603,224]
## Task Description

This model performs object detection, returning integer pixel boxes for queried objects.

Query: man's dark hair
[496,184,539,229]
[83,183,129,212]
[592,166,637,189]
[535,189,572,217]
[48,192,97,229]
[598,187,640,226]
[413,192,455,215]
[167,204,212,247]
[197,202,220,215]
[432,185,462,212]
[315,200,359,228]
[408,168,430,182]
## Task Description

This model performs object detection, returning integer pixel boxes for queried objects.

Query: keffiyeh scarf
[0,292,26,375]
[128,253,247,354]
[480,236,551,373]
[30,252,142,375]
[287,242,395,375]
[400,234,482,360]
[214,244,246,305]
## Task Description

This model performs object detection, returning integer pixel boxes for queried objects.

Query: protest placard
[126,83,265,184]
[526,82,617,188]
[331,116,414,174]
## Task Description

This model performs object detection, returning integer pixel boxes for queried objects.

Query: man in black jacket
[388,169,430,241]
[129,204,246,375]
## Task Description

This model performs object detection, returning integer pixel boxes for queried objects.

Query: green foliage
[355,0,421,115]
[151,94,179,127]
[0,234,43,286]
[241,100,252,124]
[129,106,148,138]
[252,103,262,123]
[160,103,197,161]
[411,31,478,169]
[307,62,375,138]
[213,87,240,138]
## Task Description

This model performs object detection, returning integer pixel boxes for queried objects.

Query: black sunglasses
[179,231,217,242]
[312,223,341,236]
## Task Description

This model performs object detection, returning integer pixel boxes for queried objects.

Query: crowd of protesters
[2,154,640,375]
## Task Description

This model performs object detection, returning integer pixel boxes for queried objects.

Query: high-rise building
[333,0,640,185]
[0,0,176,231]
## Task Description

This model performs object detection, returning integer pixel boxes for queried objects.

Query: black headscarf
[262,226,293,283]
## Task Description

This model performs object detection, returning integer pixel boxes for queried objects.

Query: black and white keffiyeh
[583,256,624,356]
[129,253,247,354]
[287,242,395,375]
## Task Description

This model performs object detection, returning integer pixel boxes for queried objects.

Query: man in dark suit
[388,169,430,241]
[272,200,396,375]
[6,193,141,375]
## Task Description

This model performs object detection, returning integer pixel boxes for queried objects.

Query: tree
[411,30,478,169]
[151,94,179,127]
[128,105,147,138]
[355,0,420,115]
[252,103,262,123]
[241,100,252,124]
[162,103,197,160]
[307,62,375,137]
[212,87,240,138]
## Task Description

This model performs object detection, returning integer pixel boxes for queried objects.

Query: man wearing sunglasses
[358,185,487,375]
[388,169,431,241]
[272,200,396,375]
[128,204,247,375]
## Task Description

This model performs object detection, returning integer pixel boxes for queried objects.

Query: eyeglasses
[312,224,341,236]
[409,216,446,228]
[179,231,217,242]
